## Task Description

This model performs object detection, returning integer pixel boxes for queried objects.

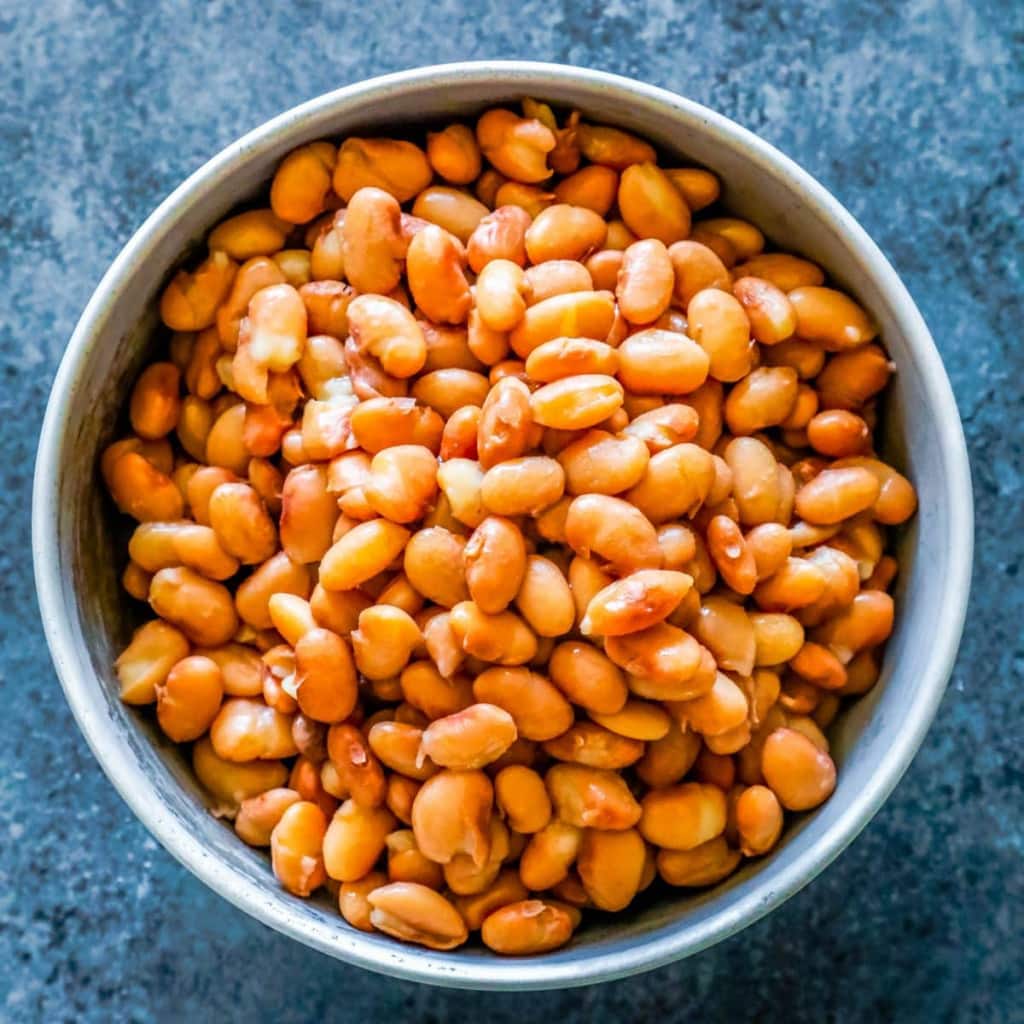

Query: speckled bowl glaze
[32,62,972,990]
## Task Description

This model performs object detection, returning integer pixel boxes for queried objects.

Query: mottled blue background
[2,1,1021,1021]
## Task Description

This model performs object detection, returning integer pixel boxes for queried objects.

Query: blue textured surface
[2,2,1022,1020]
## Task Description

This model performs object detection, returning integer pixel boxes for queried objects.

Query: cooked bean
[477,108,555,183]
[322,799,397,881]
[616,328,710,395]
[410,769,493,866]
[480,456,565,516]
[473,666,574,741]
[493,765,552,835]
[319,520,410,591]
[333,137,431,202]
[547,640,627,715]
[481,899,574,955]
[581,570,692,637]
[640,782,727,850]
[686,288,753,382]
[426,124,482,184]
[724,367,799,435]
[148,567,238,646]
[674,672,749,737]
[694,596,756,675]
[616,239,674,324]
[514,554,576,637]
[543,721,644,770]
[524,262,592,306]
[618,163,690,243]
[160,251,237,332]
[636,723,701,788]
[476,376,533,469]
[732,277,797,344]
[761,727,837,810]
[557,430,649,496]
[509,290,616,358]
[547,764,641,830]
[411,187,489,245]
[466,205,531,272]
[209,696,297,762]
[794,467,881,525]
[789,286,876,350]
[564,494,661,573]
[625,443,715,524]
[529,374,623,430]
[420,704,518,770]
[575,828,647,912]
[657,837,741,887]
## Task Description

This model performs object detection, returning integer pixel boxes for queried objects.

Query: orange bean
[466,204,532,272]
[732,276,797,344]
[473,666,574,741]
[480,900,574,955]
[160,251,237,332]
[794,467,881,525]
[657,837,741,887]
[480,456,565,517]
[761,727,837,810]
[577,828,646,911]
[333,137,432,203]
[639,782,727,850]
[789,286,876,350]
[625,443,715,524]
[618,163,691,243]
[477,108,555,183]
[411,186,489,244]
[426,124,482,184]
[476,376,534,469]
[270,801,327,897]
[508,290,616,359]
[616,239,674,324]
[581,569,692,637]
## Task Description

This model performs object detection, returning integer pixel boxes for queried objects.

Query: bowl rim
[32,60,973,990]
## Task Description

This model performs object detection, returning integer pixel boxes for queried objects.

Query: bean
[411,187,489,244]
[207,696,297,762]
[525,261,594,305]
[509,290,616,358]
[547,640,627,715]
[160,251,237,332]
[615,239,674,324]
[454,869,530,931]
[618,163,690,243]
[639,782,727,850]
[553,165,619,214]
[733,253,824,291]
[337,871,388,932]
[480,456,565,517]
[319,520,410,591]
[522,205,606,265]
[732,277,797,344]
[723,437,784,526]
[686,288,753,382]
[577,122,655,168]
[674,672,749,737]
[794,467,881,525]
[420,703,518,771]
[590,699,670,741]
[477,376,534,469]
[656,522,698,571]
[481,899,574,955]
[576,828,646,912]
[543,721,643,770]
[513,554,576,637]
[702,516,755,595]
[564,494,661,573]
[585,249,624,292]
[426,124,482,184]
[347,294,427,379]
[622,406,698,456]
[555,430,647,497]
[436,458,487,527]
[386,829,445,889]
[616,328,710,396]
[322,799,397,881]
[410,769,493,866]
[270,141,336,223]
[806,410,870,458]
[547,764,641,830]
[636,723,701,788]
[746,522,793,580]
[833,456,917,525]
[724,367,799,435]
[267,801,328,898]
[466,205,531,273]
[749,612,805,666]
[528,374,622,430]
[581,570,692,637]
[789,286,876,350]
[495,766,552,834]
[477,108,555,183]
[333,137,431,203]
[657,837,742,887]
[235,787,301,847]
[398,528,467,609]
[625,443,716,524]
[339,187,404,294]
[473,666,574,740]
[366,721,437,781]
[664,167,720,210]
[761,727,837,810]
[790,641,848,690]
[406,224,472,326]
[694,596,757,675]
[351,605,421,681]
[524,339,616,384]
[605,622,703,694]
[147,566,237,646]
[812,590,894,663]
[115,619,191,706]
[449,601,537,665]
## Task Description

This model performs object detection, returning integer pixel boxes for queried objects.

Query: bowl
[32,61,973,990]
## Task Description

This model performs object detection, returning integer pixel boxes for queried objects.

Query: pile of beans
[106,98,916,956]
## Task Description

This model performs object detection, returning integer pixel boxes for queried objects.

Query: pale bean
[319,520,410,591]
[481,456,565,516]
[686,288,753,382]
[466,205,531,273]
[625,443,715,524]
[514,555,576,637]
[565,493,661,573]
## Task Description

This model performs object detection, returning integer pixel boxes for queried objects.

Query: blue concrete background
[2,1,1021,1020]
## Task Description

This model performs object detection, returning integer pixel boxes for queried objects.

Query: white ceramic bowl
[32,61,972,990]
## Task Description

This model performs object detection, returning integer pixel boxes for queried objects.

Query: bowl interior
[36,64,970,989]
